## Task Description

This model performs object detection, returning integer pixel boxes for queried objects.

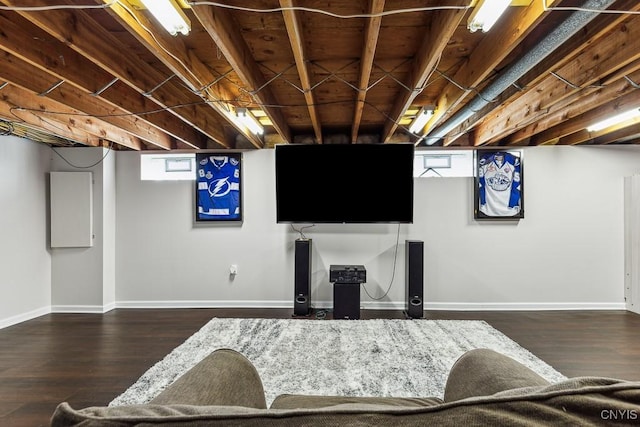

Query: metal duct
[424,0,617,145]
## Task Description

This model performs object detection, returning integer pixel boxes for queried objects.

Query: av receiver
[329,265,366,284]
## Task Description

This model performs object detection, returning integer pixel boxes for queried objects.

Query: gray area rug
[110,318,566,407]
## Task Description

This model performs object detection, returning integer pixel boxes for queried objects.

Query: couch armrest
[444,348,550,402]
[150,348,267,409]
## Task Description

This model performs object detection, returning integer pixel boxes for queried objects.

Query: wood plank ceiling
[0,0,640,151]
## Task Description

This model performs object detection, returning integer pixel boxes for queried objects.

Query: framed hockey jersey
[195,153,243,223]
[474,150,523,220]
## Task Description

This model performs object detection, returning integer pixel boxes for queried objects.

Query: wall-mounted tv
[275,143,414,224]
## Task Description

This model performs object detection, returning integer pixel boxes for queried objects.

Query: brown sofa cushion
[51,377,640,427]
[444,347,551,402]
[270,394,443,409]
[150,349,267,409]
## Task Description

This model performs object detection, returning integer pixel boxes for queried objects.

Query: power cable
[362,224,401,301]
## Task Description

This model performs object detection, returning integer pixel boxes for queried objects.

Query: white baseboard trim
[0,306,50,330]
[116,300,293,309]
[103,302,116,312]
[425,302,627,311]
[0,301,629,330]
[51,304,116,314]
[116,300,626,311]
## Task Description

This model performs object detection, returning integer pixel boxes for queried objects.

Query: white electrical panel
[50,172,94,248]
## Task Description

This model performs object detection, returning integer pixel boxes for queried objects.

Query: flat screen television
[275,143,414,223]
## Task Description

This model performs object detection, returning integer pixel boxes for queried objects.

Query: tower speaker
[294,239,312,316]
[405,240,424,318]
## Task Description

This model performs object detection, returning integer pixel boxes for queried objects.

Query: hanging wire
[289,223,315,240]
[187,2,471,18]
[0,1,637,16]
[0,2,116,11]
[362,224,401,301]
[50,140,115,169]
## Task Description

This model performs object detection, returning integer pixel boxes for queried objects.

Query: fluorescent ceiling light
[409,107,434,134]
[138,0,191,36]
[468,0,511,33]
[586,109,640,132]
[236,108,264,135]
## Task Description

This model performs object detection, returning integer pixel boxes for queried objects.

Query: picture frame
[194,152,243,223]
[474,150,523,220]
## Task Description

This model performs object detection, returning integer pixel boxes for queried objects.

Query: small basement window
[140,153,196,181]
[414,149,473,178]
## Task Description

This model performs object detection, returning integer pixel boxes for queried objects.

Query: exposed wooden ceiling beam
[0,51,172,149]
[0,11,206,150]
[424,0,549,139]
[527,88,640,146]
[0,0,228,149]
[280,0,322,143]
[0,83,143,149]
[474,13,640,147]
[503,65,640,146]
[591,122,640,145]
[0,0,637,151]
[551,119,640,146]
[0,100,100,148]
[191,4,292,143]
[381,2,467,142]
[351,0,385,143]
[442,0,640,147]
[104,1,263,149]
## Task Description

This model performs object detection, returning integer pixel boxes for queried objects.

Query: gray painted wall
[2,138,639,328]
[0,137,51,327]
[50,147,116,311]
[115,146,639,310]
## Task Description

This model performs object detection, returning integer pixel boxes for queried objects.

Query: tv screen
[275,143,414,223]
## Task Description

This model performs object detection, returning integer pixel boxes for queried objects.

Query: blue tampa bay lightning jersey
[196,155,241,220]
[478,151,521,217]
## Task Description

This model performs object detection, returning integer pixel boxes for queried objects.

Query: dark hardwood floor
[1,308,639,426]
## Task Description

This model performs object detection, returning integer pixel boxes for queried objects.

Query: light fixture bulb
[587,109,640,132]
[409,107,435,134]
[468,0,511,33]
[139,0,191,36]
[236,108,264,136]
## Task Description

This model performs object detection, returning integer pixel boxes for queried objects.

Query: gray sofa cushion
[51,377,640,426]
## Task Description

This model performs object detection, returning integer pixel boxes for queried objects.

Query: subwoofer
[294,239,312,316]
[405,240,424,318]
[333,282,360,320]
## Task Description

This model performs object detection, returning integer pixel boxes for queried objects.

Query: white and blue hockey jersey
[478,152,521,217]
[196,155,241,220]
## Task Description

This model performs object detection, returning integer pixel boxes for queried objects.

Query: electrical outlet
[229,264,238,275]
